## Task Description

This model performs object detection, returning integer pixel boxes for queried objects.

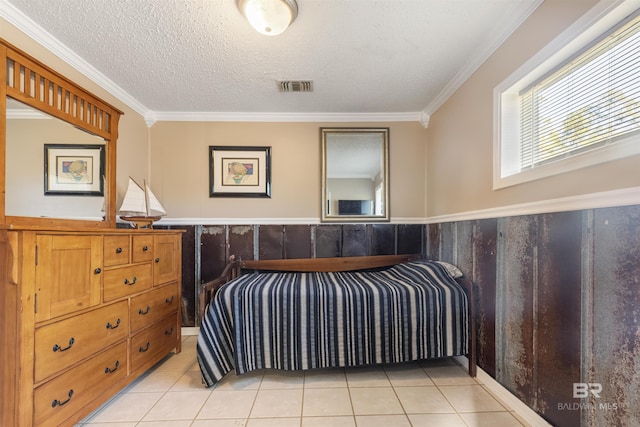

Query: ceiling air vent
[278,80,313,92]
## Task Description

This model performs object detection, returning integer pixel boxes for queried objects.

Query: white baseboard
[182,327,199,336]
[454,356,552,427]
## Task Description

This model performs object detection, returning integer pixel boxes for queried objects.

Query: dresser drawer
[131,314,179,372]
[103,263,152,301]
[33,341,127,427]
[130,282,179,333]
[34,301,129,383]
[132,234,154,263]
[103,235,130,267]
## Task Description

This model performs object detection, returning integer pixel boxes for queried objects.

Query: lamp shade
[237,0,298,36]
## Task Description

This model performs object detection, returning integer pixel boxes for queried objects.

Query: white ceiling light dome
[237,0,298,36]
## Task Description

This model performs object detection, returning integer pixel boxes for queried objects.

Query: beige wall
[150,121,427,221]
[426,0,640,217]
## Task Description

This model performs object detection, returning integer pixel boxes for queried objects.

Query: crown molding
[150,111,423,123]
[421,0,543,118]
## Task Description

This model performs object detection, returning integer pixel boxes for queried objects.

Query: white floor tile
[128,369,184,392]
[250,389,303,418]
[303,388,353,416]
[191,419,247,426]
[170,370,207,391]
[424,364,478,386]
[260,369,305,389]
[215,370,264,390]
[137,421,193,426]
[439,385,507,412]
[345,366,391,387]
[246,418,300,427]
[354,414,412,427]
[460,411,526,426]
[197,390,258,419]
[81,423,137,427]
[349,387,404,415]
[85,392,164,423]
[301,416,356,427]
[304,368,348,388]
[394,385,456,413]
[143,390,211,421]
[384,363,434,387]
[408,413,468,427]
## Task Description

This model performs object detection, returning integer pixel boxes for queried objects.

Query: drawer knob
[138,306,151,315]
[115,247,123,254]
[139,342,151,353]
[155,257,160,263]
[123,276,138,286]
[51,389,74,408]
[94,268,102,274]
[143,245,149,251]
[165,296,175,304]
[165,327,174,336]
[106,318,121,329]
[105,360,120,374]
[52,337,75,353]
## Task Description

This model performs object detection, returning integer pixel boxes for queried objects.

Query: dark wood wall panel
[536,212,582,426]
[371,224,395,255]
[284,225,313,259]
[497,216,536,405]
[590,205,640,426]
[426,223,440,259]
[397,224,423,255]
[229,225,255,261]
[342,224,368,256]
[200,225,227,281]
[473,219,498,378]
[439,222,455,263]
[259,225,284,260]
[316,225,342,258]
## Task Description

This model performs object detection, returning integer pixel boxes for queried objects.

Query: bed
[197,254,476,387]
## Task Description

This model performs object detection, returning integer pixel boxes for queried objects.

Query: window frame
[493,0,640,190]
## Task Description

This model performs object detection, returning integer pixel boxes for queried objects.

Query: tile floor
[78,335,529,427]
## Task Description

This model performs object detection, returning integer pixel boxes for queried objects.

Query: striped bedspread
[197,260,468,387]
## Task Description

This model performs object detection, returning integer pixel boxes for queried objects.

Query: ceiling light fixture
[237,0,298,36]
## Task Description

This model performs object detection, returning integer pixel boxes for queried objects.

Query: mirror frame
[321,127,390,223]
[1,39,122,228]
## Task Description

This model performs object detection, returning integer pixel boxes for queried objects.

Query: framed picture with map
[44,144,105,196]
[209,146,271,198]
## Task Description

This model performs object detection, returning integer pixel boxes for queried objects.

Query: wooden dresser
[0,227,183,427]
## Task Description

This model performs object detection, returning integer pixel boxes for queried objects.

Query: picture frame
[209,146,271,198]
[44,144,105,196]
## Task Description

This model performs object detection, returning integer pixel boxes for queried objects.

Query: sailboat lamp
[119,177,166,229]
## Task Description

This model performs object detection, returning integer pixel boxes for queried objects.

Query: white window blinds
[519,13,640,169]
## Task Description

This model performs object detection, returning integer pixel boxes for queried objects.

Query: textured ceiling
[2,0,541,122]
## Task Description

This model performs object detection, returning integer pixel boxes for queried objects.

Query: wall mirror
[321,127,389,222]
[6,98,106,220]
[1,39,122,228]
